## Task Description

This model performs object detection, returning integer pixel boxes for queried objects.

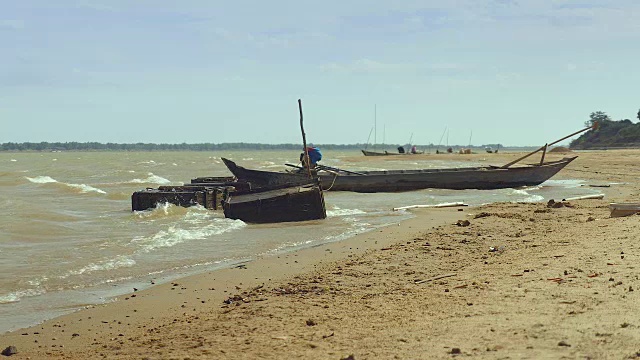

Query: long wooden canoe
[222,156,578,193]
[361,149,424,156]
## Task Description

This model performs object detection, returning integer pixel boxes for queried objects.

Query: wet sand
[2,149,639,359]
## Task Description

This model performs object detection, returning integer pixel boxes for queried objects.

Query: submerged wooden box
[132,187,223,211]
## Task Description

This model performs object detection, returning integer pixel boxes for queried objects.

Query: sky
[1,0,639,146]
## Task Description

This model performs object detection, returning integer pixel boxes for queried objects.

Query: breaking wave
[128,173,172,185]
[132,220,246,252]
[0,288,46,304]
[509,189,544,202]
[327,208,367,217]
[61,256,137,278]
[26,176,107,194]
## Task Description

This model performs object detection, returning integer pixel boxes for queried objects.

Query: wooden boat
[609,203,640,218]
[222,156,578,193]
[361,149,424,156]
[361,149,402,156]
[223,182,326,223]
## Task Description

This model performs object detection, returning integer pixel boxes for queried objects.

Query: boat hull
[223,184,327,223]
[222,157,577,193]
[361,149,423,156]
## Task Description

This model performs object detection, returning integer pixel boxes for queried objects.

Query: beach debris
[393,202,467,211]
[473,212,491,219]
[223,295,248,305]
[450,347,462,354]
[587,216,595,222]
[547,199,568,208]
[322,332,335,339]
[488,246,504,252]
[1,346,18,356]
[557,341,571,347]
[609,203,640,217]
[306,319,317,326]
[563,194,604,201]
[456,220,470,227]
[415,273,457,284]
[340,355,355,360]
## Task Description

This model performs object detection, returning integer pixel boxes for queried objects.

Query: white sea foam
[509,189,544,202]
[327,208,367,217]
[133,202,189,218]
[134,220,246,252]
[26,176,58,184]
[26,176,107,194]
[0,288,46,304]
[10,159,17,162]
[183,207,216,224]
[62,256,137,277]
[543,179,585,188]
[67,183,107,194]
[129,173,172,185]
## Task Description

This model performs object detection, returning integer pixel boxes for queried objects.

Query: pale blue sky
[1,1,638,145]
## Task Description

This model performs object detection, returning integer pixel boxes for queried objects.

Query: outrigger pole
[500,122,599,168]
[298,99,313,178]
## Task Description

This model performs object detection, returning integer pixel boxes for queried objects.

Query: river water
[0,149,599,333]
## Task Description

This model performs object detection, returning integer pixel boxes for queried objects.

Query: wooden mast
[298,99,312,178]
[501,122,599,168]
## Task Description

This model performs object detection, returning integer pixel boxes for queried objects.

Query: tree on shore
[572,110,640,149]
[584,111,611,127]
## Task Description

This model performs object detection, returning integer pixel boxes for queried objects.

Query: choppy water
[0,150,599,333]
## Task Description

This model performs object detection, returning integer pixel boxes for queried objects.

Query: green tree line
[570,110,640,149]
[0,142,430,152]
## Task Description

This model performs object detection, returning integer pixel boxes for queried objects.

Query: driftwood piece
[415,273,457,284]
[393,202,467,211]
[562,194,604,201]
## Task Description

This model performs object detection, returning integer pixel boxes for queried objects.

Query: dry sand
[2,149,640,359]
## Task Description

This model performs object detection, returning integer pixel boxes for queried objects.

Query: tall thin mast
[374,104,377,149]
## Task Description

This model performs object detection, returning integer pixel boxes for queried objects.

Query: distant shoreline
[1,142,547,152]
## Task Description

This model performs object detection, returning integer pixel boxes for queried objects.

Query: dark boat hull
[222,156,577,193]
[223,184,327,223]
[361,149,424,156]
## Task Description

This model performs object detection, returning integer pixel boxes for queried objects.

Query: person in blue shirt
[300,144,322,169]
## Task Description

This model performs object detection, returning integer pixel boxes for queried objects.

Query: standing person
[410,145,417,154]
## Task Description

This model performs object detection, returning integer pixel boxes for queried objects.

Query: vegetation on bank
[570,110,640,149]
[0,142,506,152]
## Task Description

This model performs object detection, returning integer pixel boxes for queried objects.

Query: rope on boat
[324,172,339,191]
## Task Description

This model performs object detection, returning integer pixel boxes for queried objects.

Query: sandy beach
[2,149,640,359]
